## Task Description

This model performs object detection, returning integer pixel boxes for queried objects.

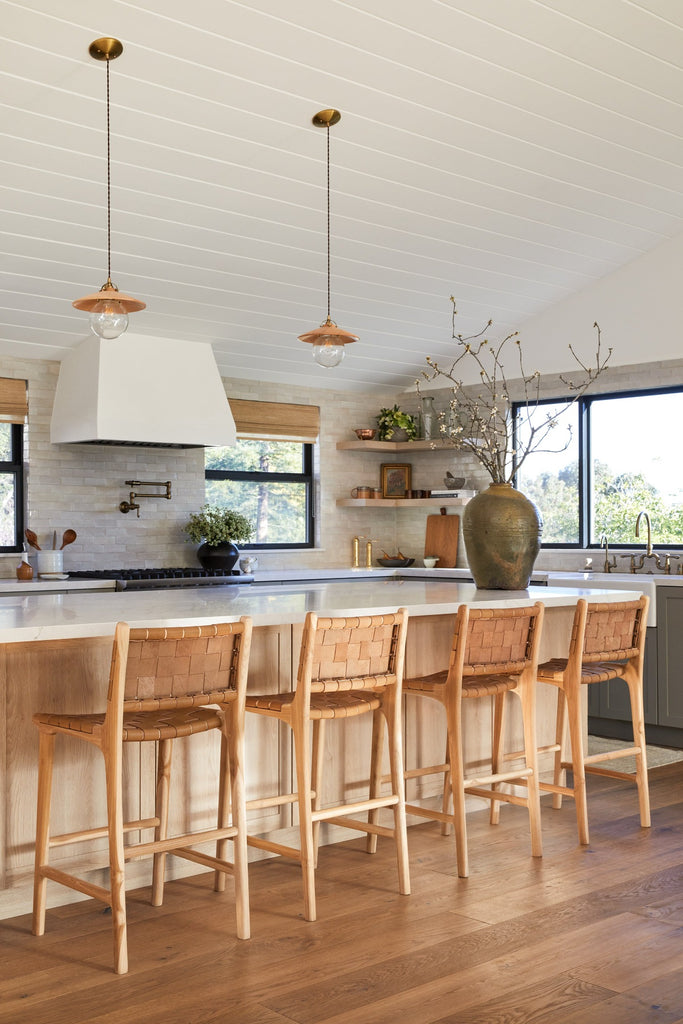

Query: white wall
[513,229,683,377]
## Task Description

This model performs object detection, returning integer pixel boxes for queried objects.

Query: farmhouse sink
[547,572,657,625]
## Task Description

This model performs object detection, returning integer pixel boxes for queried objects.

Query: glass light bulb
[89,299,129,340]
[312,339,345,368]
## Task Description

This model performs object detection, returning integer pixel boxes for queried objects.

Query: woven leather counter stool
[32,617,252,975]
[403,602,545,878]
[536,596,650,845]
[245,608,410,922]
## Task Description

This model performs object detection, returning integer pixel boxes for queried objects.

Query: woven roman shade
[0,378,28,424]
[228,399,319,442]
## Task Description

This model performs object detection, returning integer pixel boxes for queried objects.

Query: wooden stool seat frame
[535,596,650,845]
[32,617,252,975]
[403,602,545,878]
[245,609,410,922]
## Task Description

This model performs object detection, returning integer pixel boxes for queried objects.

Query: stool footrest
[324,815,395,839]
[174,847,236,874]
[49,817,160,849]
[125,826,238,861]
[312,795,398,823]
[39,866,110,904]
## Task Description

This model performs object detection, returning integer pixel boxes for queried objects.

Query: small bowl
[377,557,415,568]
[444,475,466,489]
[354,428,377,441]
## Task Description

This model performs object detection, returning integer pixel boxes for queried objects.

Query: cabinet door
[657,588,683,729]
[587,627,657,724]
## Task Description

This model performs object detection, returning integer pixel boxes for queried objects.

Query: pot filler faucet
[119,480,172,518]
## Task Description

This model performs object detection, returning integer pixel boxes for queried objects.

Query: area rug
[588,735,683,774]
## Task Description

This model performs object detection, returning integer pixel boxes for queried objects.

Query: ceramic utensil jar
[36,551,63,576]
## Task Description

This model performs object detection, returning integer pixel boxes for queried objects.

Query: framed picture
[381,462,412,498]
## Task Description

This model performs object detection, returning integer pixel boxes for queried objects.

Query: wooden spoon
[25,528,41,550]
[60,529,77,550]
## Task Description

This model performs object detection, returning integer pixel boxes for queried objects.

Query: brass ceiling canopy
[73,37,145,339]
[312,108,341,128]
[298,108,358,368]
[88,37,124,61]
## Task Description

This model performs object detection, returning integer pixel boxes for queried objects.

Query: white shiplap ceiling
[2,0,683,392]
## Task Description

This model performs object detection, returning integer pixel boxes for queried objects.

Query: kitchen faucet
[618,510,679,573]
[635,510,653,556]
[599,533,616,573]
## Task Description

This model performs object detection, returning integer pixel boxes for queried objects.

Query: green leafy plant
[183,504,254,545]
[376,404,418,441]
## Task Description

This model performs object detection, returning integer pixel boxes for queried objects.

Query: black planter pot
[196,541,240,572]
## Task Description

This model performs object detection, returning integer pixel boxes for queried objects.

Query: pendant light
[73,37,145,340]
[298,109,358,368]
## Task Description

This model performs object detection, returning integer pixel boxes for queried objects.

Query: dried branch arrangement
[417,298,611,484]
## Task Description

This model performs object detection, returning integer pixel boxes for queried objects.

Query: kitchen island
[0,579,637,919]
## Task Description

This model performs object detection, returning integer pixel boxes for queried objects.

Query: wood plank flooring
[2,764,683,1023]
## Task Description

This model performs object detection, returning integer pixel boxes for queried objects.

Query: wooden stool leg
[565,683,589,846]
[440,733,452,836]
[444,702,468,878]
[293,716,316,921]
[518,680,543,859]
[32,729,55,937]
[552,688,568,810]
[104,744,128,975]
[626,674,651,828]
[151,738,173,907]
[311,718,325,866]
[214,732,229,893]
[366,708,384,854]
[489,692,506,826]
[225,704,250,939]
[384,694,410,895]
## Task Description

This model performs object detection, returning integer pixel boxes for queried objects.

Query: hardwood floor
[2,763,683,1024]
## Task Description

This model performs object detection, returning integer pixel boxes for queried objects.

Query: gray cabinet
[587,626,657,724]
[656,587,683,729]
[588,586,683,745]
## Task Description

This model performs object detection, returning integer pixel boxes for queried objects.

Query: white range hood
[50,334,236,448]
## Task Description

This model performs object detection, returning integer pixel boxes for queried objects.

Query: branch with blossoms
[416,298,611,485]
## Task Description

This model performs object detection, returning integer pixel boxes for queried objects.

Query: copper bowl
[354,428,377,441]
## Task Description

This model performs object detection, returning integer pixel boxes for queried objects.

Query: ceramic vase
[196,541,240,572]
[463,483,542,590]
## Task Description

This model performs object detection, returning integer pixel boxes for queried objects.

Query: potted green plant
[376,404,418,441]
[183,504,254,572]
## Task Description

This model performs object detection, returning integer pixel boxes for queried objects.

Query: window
[206,439,314,548]
[0,422,25,551]
[514,385,683,548]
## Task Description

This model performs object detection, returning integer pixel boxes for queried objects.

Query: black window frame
[0,423,25,553]
[205,440,315,550]
[512,383,683,550]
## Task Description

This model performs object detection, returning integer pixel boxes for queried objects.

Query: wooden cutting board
[424,509,459,568]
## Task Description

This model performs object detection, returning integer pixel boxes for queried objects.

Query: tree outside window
[205,439,313,548]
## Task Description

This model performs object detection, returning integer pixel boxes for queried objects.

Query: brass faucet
[599,532,616,573]
[622,510,679,573]
[119,480,172,518]
[635,510,653,556]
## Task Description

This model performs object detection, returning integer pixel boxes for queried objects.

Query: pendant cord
[106,55,112,284]
[326,123,331,321]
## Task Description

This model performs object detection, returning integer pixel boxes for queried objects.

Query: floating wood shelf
[336,439,453,453]
[336,497,468,508]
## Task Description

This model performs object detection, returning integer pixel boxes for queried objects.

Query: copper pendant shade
[73,38,145,339]
[298,109,358,368]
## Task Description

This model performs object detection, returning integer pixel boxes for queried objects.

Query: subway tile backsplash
[1,354,680,577]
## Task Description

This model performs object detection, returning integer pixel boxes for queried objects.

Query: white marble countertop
[0,579,639,644]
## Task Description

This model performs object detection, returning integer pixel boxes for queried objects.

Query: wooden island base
[0,602,580,920]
